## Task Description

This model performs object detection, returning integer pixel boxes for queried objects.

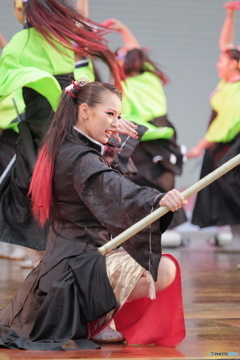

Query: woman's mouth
[105,130,112,138]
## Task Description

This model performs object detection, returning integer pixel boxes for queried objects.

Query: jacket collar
[73,126,104,154]
[73,126,122,165]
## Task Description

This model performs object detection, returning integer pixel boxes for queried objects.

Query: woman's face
[76,92,122,144]
[216,53,236,80]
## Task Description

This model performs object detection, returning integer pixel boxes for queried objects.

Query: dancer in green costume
[188,48,240,252]
[0,0,125,267]
[0,33,27,261]
[102,18,187,234]
[216,1,240,259]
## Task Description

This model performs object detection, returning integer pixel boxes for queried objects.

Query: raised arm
[187,138,214,159]
[102,18,141,52]
[76,0,89,18]
[0,33,7,49]
[219,2,238,51]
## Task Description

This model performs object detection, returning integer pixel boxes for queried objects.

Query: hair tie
[65,78,89,99]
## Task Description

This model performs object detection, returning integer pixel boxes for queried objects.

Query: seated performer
[0,80,187,350]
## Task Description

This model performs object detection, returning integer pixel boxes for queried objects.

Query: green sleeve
[206,84,240,143]
[141,126,174,141]
[0,89,25,131]
[120,72,173,140]
[0,28,75,111]
[0,50,61,111]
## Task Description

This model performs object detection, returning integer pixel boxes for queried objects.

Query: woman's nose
[111,117,118,128]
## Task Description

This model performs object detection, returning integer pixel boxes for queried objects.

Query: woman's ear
[79,103,89,120]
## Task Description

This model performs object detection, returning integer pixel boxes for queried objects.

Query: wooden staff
[98,153,240,255]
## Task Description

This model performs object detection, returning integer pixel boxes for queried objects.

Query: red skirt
[114,254,186,347]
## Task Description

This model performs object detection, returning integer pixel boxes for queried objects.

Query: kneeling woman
[0,80,187,351]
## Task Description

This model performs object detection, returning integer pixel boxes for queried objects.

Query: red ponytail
[29,143,53,226]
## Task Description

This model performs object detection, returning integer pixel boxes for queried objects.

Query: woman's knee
[155,257,177,292]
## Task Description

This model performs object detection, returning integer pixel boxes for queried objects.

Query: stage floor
[0,233,240,360]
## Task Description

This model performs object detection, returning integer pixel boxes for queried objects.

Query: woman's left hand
[159,189,188,212]
[111,118,138,142]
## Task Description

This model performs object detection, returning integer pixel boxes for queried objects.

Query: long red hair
[23,0,124,89]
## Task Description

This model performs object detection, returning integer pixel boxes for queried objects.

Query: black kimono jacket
[52,132,172,279]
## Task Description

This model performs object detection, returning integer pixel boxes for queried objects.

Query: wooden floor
[0,233,240,360]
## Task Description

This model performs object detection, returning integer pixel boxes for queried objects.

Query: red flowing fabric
[114,254,186,347]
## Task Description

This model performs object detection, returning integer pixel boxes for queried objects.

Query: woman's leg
[128,256,176,301]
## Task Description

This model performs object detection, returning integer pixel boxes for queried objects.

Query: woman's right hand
[111,118,138,142]
[159,189,187,212]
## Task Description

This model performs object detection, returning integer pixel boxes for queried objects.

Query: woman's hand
[102,18,126,32]
[111,118,138,142]
[102,18,141,52]
[187,146,204,159]
[187,138,213,159]
[159,189,187,212]
[223,1,240,11]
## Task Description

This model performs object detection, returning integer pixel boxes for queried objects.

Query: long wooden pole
[98,153,240,255]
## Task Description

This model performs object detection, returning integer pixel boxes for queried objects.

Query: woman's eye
[106,112,114,116]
